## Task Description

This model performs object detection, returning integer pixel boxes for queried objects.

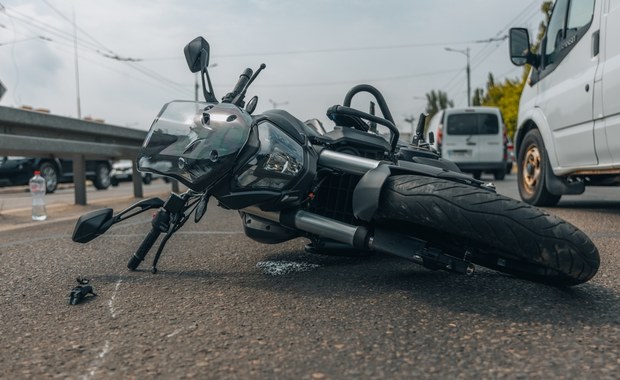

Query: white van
[427,107,508,180]
[509,0,620,206]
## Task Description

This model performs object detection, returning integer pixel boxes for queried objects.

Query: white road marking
[80,340,110,380]
[108,279,122,319]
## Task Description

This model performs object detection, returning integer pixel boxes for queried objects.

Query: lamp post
[269,99,289,109]
[445,47,471,107]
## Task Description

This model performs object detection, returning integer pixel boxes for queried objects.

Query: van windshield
[446,113,499,135]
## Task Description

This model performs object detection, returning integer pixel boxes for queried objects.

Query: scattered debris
[256,260,320,276]
[69,277,97,305]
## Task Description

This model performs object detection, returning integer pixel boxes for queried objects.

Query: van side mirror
[184,37,210,73]
[509,28,539,68]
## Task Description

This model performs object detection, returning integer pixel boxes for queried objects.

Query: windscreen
[137,101,252,191]
[446,113,499,135]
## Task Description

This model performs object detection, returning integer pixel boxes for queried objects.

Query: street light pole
[269,99,289,109]
[445,47,471,107]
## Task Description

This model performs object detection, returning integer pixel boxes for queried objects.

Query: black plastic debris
[69,277,97,305]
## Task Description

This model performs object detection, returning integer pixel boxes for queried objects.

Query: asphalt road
[0,174,619,379]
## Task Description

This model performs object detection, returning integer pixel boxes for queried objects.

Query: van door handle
[466,142,476,146]
[592,30,600,57]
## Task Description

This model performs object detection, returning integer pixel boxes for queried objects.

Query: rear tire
[374,175,599,286]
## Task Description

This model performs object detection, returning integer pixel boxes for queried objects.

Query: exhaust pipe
[242,207,368,249]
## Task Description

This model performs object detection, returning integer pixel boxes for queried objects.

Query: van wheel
[38,162,59,193]
[494,170,506,180]
[472,171,482,180]
[93,163,111,190]
[518,129,561,206]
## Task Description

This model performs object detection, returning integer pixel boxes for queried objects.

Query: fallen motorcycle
[73,36,599,286]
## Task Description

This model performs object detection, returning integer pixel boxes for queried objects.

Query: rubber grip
[127,228,160,270]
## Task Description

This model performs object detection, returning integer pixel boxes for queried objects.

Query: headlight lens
[236,121,304,190]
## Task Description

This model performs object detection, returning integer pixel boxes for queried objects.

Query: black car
[0,156,112,193]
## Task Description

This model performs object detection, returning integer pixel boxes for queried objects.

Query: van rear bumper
[455,161,506,172]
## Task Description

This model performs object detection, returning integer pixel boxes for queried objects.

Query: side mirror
[509,28,538,67]
[246,96,258,114]
[72,208,114,243]
[184,37,210,73]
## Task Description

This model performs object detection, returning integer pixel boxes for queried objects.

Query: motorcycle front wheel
[374,175,599,286]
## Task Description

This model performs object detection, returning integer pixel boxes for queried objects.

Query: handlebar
[127,227,161,270]
[222,68,253,104]
[232,68,253,97]
[127,209,170,270]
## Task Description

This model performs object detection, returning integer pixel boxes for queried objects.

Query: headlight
[236,121,304,190]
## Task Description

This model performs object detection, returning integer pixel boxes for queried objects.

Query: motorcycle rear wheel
[374,175,599,286]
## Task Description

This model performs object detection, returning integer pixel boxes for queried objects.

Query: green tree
[480,78,526,139]
[472,88,484,106]
[424,90,454,121]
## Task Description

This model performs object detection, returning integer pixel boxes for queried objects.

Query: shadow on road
[100,249,620,328]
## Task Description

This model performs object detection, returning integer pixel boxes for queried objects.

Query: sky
[0,0,545,133]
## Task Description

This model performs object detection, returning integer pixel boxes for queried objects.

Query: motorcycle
[72,36,600,286]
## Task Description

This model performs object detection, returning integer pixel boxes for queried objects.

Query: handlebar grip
[127,228,161,271]
[231,68,253,96]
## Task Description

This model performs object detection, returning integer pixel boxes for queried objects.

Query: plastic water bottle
[29,171,47,221]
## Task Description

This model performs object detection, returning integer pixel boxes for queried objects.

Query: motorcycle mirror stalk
[72,197,165,244]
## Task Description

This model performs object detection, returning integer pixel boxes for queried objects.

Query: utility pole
[404,115,416,135]
[445,47,471,107]
[73,7,82,119]
[269,99,289,109]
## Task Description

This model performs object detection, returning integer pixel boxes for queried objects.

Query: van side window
[544,0,595,68]
[544,0,569,67]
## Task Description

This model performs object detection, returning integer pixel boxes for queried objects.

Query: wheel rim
[522,145,542,195]
[40,165,57,191]
[98,166,111,187]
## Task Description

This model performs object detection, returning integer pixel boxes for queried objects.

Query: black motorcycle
[73,37,599,286]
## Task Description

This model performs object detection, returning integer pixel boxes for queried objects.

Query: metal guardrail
[0,105,172,205]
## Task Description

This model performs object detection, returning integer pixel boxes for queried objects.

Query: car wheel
[494,169,506,180]
[517,129,561,206]
[142,173,152,185]
[472,171,482,180]
[93,163,111,190]
[38,162,59,193]
[111,177,119,187]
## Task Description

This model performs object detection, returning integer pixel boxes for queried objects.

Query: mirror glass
[184,37,210,73]
[72,208,113,243]
[510,28,531,66]
[246,96,258,114]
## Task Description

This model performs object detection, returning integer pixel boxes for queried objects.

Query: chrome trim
[318,150,380,175]
[242,206,360,246]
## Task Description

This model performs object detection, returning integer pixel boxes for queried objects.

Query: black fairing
[260,109,316,142]
[211,116,318,211]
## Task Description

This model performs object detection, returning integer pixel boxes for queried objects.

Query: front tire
[518,129,561,206]
[374,175,599,286]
